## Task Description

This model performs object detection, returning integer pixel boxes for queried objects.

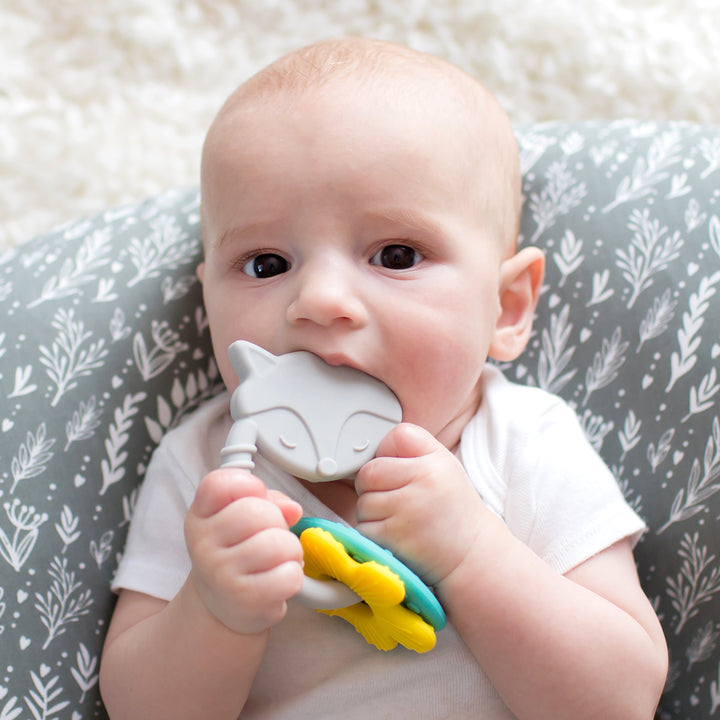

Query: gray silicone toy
[221,340,402,482]
[220,340,403,609]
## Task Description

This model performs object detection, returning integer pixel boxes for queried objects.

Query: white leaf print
[0,586,5,635]
[589,139,618,167]
[127,215,200,287]
[619,410,641,460]
[93,276,118,303]
[710,215,720,259]
[578,409,613,453]
[0,695,23,720]
[10,424,56,493]
[89,530,114,568]
[55,506,81,554]
[34,557,93,650]
[553,229,584,287]
[527,160,587,243]
[537,304,577,394]
[0,277,12,302]
[687,621,720,669]
[647,428,675,473]
[8,365,37,398]
[667,271,720,391]
[699,136,720,178]
[161,274,196,303]
[684,368,720,422]
[637,289,677,350]
[603,130,683,212]
[109,308,131,343]
[587,269,614,306]
[583,327,628,405]
[144,416,164,446]
[659,418,720,533]
[132,321,189,381]
[144,362,222,443]
[70,644,98,704]
[27,227,112,308]
[667,172,691,198]
[170,377,186,409]
[712,663,720,714]
[517,132,556,175]
[616,208,684,309]
[0,500,48,572]
[100,392,147,496]
[684,198,707,233]
[39,309,109,407]
[64,396,102,450]
[666,532,720,634]
[24,669,70,720]
[120,488,139,527]
[195,305,210,335]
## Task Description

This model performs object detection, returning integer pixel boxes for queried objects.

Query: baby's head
[198,38,543,448]
[202,37,521,257]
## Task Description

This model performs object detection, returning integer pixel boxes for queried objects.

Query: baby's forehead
[217,53,514,163]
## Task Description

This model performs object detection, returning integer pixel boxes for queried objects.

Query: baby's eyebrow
[369,207,446,237]
[215,222,270,249]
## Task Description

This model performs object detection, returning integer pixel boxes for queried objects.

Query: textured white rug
[2,0,719,250]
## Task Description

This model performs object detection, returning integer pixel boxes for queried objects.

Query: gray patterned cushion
[1,121,719,719]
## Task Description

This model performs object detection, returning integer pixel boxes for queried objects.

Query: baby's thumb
[374,422,441,460]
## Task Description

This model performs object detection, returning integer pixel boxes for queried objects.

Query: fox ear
[228,341,277,383]
[488,247,545,362]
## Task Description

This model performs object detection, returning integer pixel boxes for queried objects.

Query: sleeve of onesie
[505,399,645,575]
[111,439,197,601]
[460,372,645,576]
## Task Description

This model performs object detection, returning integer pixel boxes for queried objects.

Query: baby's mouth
[319,352,357,368]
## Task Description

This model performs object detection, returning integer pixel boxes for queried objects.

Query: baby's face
[199,84,512,448]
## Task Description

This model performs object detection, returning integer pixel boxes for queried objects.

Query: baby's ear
[488,247,545,362]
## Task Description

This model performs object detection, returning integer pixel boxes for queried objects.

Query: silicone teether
[221,341,402,482]
[220,341,446,651]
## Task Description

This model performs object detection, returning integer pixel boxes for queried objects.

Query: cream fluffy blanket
[2,0,719,251]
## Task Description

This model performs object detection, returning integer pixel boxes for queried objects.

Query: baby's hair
[240,37,463,99]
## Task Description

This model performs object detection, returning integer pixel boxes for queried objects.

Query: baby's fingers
[267,490,303,528]
[190,468,268,519]
[235,526,305,576]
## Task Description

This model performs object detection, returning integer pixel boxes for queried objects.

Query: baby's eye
[370,244,422,270]
[242,253,291,278]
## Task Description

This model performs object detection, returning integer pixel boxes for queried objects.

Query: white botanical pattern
[0,187,219,718]
[513,121,720,720]
[0,125,719,718]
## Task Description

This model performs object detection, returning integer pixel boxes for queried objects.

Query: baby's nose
[286,259,369,328]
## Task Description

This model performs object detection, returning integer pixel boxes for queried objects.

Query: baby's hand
[355,423,489,586]
[184,469,304,635]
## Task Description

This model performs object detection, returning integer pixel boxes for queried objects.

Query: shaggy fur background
[2,0,719,250]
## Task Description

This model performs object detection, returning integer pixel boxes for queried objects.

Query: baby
[100,38,667,719]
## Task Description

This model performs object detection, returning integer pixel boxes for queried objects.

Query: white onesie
[113,365,644,719]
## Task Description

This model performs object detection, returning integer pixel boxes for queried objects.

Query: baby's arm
[100,469,304,720]
[356,424,668,720]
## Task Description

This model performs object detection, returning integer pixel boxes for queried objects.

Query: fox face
[224,341,402,482]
